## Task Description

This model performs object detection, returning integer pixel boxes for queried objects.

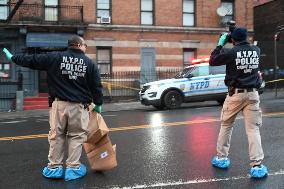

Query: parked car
[139,58,265,110]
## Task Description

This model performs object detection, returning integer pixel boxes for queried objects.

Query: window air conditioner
[100,16,111,24]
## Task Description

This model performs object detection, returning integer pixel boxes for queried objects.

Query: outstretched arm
[3,48,53,71]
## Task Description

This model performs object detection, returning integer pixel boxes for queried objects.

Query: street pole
[274,32,279,97]
[273,25,284,97]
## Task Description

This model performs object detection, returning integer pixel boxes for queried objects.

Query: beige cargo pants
[47,99,89,168]
[216,89,264,167]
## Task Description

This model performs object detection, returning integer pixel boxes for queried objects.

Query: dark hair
[231,27,247,42]
[68,35,84,47]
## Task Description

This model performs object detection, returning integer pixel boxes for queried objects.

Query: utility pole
[274,32,279,97]
[274,26,284,97]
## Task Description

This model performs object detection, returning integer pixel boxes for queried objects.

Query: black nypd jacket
[209,41,262,89]
[12,48,103,105]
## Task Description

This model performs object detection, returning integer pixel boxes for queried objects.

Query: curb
[0,90,283,119]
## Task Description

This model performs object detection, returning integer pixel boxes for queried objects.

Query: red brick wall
[155,0,182,26]
[83,0,254,69]
[112,0,140,25]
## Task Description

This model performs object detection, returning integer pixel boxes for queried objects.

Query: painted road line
[0,134,48,141]
[0,120,27,124]
[36,119,49,122]
[110,118,219,131]
[110,170,284,189]
[0,111,284,141]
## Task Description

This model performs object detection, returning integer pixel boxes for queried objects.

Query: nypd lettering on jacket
[235,50,259,73]
[60,56,87,80]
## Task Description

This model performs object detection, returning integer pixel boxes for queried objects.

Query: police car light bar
[191,58,210,64]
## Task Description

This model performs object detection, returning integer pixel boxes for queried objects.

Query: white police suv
[139,58,265,110]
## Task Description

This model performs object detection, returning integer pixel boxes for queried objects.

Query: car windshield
[174,67,196,78]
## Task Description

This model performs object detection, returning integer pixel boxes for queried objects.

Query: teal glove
[3,48,13,61]
[218,33,228,47]
[93,105,102,113]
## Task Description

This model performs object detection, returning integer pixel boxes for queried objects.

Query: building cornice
[88,24,229,34]
[88,24,254,34]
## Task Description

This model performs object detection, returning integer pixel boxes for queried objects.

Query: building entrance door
[140,48,156,84]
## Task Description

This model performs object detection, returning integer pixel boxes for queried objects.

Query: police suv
[139,58,264,110]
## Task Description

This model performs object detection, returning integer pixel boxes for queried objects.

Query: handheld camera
[224,20,236,43]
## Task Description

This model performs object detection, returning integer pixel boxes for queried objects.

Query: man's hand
[93,105,102,113]
[218,33,228,47]
[3,48,13,61]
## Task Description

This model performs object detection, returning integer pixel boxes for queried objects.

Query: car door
[207,65,227,94]
[183,64,211,97]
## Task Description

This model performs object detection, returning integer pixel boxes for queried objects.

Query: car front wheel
[163,90,183,109]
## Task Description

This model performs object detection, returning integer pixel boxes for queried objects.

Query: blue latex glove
[93,105,102,113]
[218,33,228,47]
[3,48,13,61]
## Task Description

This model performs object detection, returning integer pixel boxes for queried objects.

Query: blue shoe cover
[42,166,64,179]
[64,164,87,181]
[250,165,268,178]
[211,156,230,169]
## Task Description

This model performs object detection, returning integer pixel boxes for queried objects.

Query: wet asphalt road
[1,99,284,189]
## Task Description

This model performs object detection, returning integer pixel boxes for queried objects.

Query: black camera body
[223,20,236,43]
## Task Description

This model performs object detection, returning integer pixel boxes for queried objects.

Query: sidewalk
[0,89,283,119]
[0,100,148,119]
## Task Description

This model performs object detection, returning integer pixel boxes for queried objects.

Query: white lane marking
[0,120,27,124]
[110,170,284,189]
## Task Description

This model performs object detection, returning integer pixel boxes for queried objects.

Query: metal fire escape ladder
[6,0,24,22]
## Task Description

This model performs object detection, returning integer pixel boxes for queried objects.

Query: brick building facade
[0,0,254,96]
[84,0,254,73]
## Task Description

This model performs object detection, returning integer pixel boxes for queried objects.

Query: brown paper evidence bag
[84,111,117,171]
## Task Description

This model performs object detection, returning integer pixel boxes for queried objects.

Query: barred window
[97,47,112,78]
[183,49,196,67]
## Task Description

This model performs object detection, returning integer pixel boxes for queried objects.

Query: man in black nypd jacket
[3,35,103,181]
[209,27,268,178]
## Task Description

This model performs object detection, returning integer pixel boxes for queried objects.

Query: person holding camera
[3,35,103,181]
[209,27,268,178]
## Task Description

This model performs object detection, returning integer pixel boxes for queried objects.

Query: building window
[45,0,58,21]
[0,0,8,20]
[141,0,154,25]
[0,62,10,78]
[97,0,111,18]
[183,0,195,26]
[183,49,195,67]
[220,0,234,26]
[96,47,112,78]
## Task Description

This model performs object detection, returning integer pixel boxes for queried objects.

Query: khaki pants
[47,100,89,168]
[216,90,264,167]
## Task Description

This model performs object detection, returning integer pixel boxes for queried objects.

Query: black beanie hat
[231,27,247,42]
